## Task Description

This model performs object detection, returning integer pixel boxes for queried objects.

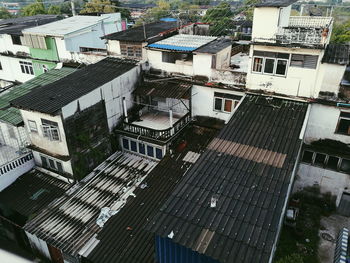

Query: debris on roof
[0,67,76,126]
[24,152,157,256]
[322,44,350,65]
[86,125,218,263]
[11,58,138,115]
[147,95,308,263]
[148,34,217,52]
[0,169,70,220]
[102,21,178,42]
[0,15,60,36]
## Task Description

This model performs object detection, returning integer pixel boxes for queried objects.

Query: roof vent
[210,195,218,208]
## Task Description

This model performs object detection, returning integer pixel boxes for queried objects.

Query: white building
[0,15,60,84]
[11,58,141,181]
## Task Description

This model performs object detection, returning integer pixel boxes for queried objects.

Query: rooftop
[194,38,232,54]
[322,44,350,65]
[103,21,178,42]
[22,15,111,37]
[86,125,218,263]
[255,0,298,7]
[147,95,308,263]
[0,169,70,220]
[11,58,137,115]
[0,15,60,36]
[288,16,332,29]
[0,67,76,126]
[148,34,217,52]
[24,152,157,256]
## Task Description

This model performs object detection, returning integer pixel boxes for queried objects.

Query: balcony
[254,16,333,48]
[119,107,191,142]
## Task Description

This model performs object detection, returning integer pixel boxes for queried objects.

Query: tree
[21,0,47,16]
[275,253,304,263]
[0,7,12,19]
[110,0,131,19]
[202,2,233,35]
[47,5,61,15]
[137,0,171,24]
[80,0,116,14]
[331,20,350,43]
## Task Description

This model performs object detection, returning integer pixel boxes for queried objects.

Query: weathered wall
[0,34,30,54]
[317,63,346,96]
[304,104,350,144]
[32,150,73,176]
[64,101,111,180]
[252,7,280,41]
[191,85,244,123]
[0,122,28,150]
[0,55,35,83]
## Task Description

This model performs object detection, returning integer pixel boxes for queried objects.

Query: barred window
[290,54,318,69]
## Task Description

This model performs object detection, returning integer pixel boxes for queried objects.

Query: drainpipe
[123,97,129,123]
[169,109,174,135]
[71,0,76,16]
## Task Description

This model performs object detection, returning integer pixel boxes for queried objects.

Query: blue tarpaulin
[148,43,196,51]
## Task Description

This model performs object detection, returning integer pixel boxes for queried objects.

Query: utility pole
[143,22,147,40]
[71,0,76,16]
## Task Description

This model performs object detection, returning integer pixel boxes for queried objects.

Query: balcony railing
[120,112,191,141]
[276,27,328,46]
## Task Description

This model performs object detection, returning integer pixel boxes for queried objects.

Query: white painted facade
[191,85,244,123]
[0,34,30,54]
[304,103,350,144]
[32,150,73,176]
[0,55,35,83]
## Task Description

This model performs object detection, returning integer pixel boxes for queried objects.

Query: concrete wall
[191,85,244,123]
[295,163,350,204]
[61,65,141,131]
[0,55,35,83]
[246,45,324,98]
[304,104,350,144]
[192,53,212,77]
[0,122,28,150]
[317,63,346,96]
[107,40,121,56]
[21,110,70,157]
[252,7,281,41]
[0,34,30,54]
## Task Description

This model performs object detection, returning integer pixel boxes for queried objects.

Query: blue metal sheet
[148,43,196,51]
[155,235,220,263]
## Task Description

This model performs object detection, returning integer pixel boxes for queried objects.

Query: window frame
[19,61,34,75]
[336,111,350,136]
[213,93,241,114]
[41,119,60,141]
[28,120,38,133]
[40,155,64,173]
[252,56,289,77]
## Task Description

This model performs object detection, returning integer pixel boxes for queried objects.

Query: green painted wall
[30,37,59,62]
[32,60,57,76]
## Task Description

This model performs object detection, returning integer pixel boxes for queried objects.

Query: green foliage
[110,0,131,19]
[21,0,46,16]
[136,0,171,24]
[80,0,116,14]
[0,7,13,19]
[275,253,304,263]
[47,5,61,15]
[202,2,233,36]
[331,20,350,44]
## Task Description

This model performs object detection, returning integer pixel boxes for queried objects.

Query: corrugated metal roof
[11,58,137,116]
[0,67,76,126]
[23,15,109,37]
[322,44,350,65]
[0,169,70,219]
[255,0,298,7]
[147,95,308,263]
[134,79,192,99]
[148,34,217,52]
[194,38,232,54]
[24,152,157,256]
[86,125,218,263]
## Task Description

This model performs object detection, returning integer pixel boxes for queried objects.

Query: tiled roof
[255,0,298,7]
[0,67,76,126]
[11,58,138,115]
[103,21,178,42]
[147,95,308,263]
[134,79,192,99]
[0,15,60,36]
[194,38,232,54]
[322,44,350,65]
[24,152,157,256]
[0,169,70,219]
[86,125,218,263]
[148,34,217,52]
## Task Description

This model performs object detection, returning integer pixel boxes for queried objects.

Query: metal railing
[276,27,328,46]
[120,112,191,141]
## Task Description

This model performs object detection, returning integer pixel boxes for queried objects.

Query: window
[302,150,313,163]
[340,159,350,174]
[162,52,192,64]
[28,120,38,132]
[147,145,154,157]
[336,112,350,135]
[42,65,48,73]
[130,140,137,152]
[120,42,142,58]
[139,143,145,154]
[314,153,326,167]
[0,62,2,70]
[41,119,60,141]
[122,138,129,150]
[252,51,289,76]
[11,35,21,45]
[19,61,34,75]
[40,155,64,173]
[21,34,47,49]
[156,148,163,159]
[326,156,340,170]
[214,92,242,113]
[290,54,318,69]
[80,47,106,53]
